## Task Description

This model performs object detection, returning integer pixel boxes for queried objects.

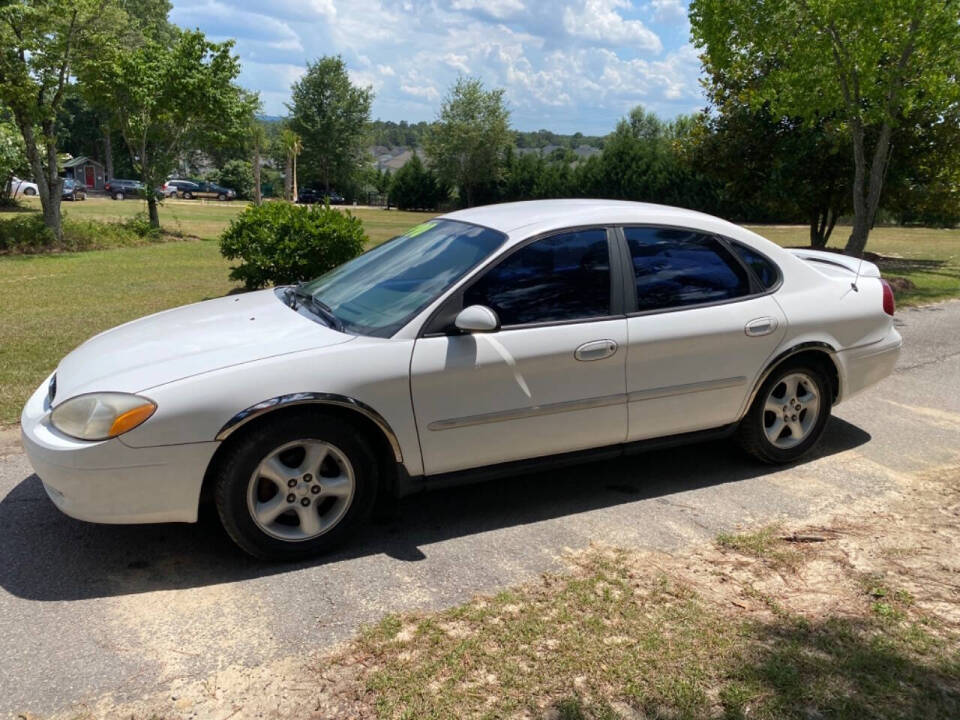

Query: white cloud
[170,0,704,133]
[450,0,525,19]
[650,0,686,21]
[563,0,662,50]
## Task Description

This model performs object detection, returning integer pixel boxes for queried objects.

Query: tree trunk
[147,193,160,228]
[284,154,292,201]
[103,125,114,182]
[292,153,298,202]
[844,121,894,257]
[252,140,262,206]
[844,118,869,257]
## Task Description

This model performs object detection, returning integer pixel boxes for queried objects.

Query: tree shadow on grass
[720,615,960,720]
[548,614,959,720]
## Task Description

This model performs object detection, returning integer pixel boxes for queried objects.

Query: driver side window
[463,228,611,327]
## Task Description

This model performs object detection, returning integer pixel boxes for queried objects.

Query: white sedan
[21,200,902,559]
[6,176,38,198]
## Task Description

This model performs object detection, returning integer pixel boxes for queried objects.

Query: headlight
[50,392,156,441]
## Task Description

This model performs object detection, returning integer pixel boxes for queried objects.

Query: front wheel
[214,413,379,560]
[736,362,831,464]
[217,193,227,201]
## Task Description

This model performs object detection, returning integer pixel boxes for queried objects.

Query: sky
[169,0,704,136]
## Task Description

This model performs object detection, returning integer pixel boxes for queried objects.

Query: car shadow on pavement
[0,417,870,602]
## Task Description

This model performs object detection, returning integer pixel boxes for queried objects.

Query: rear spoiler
[787,248,881,279]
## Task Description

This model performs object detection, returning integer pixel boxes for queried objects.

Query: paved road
[2,302,960,718]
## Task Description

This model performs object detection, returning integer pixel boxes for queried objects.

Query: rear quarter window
[729,242,781,290]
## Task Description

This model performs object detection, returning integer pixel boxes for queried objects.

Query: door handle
[575,339,618,361]
[745,317,778,337]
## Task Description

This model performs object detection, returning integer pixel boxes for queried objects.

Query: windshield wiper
[287,284,344,332]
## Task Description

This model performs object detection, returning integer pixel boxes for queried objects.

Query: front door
[620,226,787,440]
[411,228,628,475]
[84,166,95,187]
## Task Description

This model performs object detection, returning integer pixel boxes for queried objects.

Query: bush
[0,213,167,254]
[0,214,54,252]
[219,201,366,289]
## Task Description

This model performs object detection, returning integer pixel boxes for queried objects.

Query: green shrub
[0,214,55,252]
[1,213,167,254]
[219,201,366,289]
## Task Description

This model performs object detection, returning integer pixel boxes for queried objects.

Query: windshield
[299,219,506,337]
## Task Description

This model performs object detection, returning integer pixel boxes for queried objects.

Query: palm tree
[280,128,302,201]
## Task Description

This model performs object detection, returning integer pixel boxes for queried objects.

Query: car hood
[54,289,352,400]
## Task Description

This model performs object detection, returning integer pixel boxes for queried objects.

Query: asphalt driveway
[2,301,959,718]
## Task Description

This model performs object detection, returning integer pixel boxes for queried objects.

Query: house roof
[62,156,104,169]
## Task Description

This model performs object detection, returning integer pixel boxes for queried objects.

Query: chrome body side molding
[215,392,404,462]
[737,341,840,420]
[627,376,747,402]
[427,393,625,431]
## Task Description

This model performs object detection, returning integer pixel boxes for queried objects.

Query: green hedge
[219,201,366,289]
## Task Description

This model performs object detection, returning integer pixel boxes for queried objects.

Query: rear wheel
[183,191,193,199]
[113,191,124,200]
[24,187,36,196]
[214,413,379,560]
[737,361,831,464]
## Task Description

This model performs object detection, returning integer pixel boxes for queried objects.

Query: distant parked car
[175,180,235,201]
[161,179,196,198]
[61,178,87,201]
[297,188,344,205]
[6,176,38,198]
[104,179,145,200]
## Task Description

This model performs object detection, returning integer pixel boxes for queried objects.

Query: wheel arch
[739,342,841,421]
[200,393,404,505]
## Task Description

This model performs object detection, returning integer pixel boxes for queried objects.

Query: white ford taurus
[21,200,902,558]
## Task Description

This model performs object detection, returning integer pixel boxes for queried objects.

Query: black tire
[736,360,832,464]
[217,193,227,201]
[114,191,125,200]
[183,191,193,199]
[213,412,379,560]
[24,187,36,196]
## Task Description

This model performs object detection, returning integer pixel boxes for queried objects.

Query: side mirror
[454,305,500,333]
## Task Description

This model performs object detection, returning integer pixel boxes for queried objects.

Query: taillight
[880,278,895,316]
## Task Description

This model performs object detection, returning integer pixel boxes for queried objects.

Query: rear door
[411,227,628,475]
[619,226,786,441]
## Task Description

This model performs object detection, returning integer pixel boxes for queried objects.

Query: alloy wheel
[762,372,820,449]
[246,439,355,542]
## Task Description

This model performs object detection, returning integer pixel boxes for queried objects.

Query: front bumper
[20,375,218,524]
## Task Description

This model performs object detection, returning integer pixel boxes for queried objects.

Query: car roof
[440,199,737,236]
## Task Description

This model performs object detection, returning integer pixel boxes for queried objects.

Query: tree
[389,154,445,210]
[280,128,302,201]
[250,119,267,206]
[87,29,253,227]
[425,77,511,207]
[0,0,125,239]
[210,159,254,200]
[288,56,372,193]
[691,0,960,255]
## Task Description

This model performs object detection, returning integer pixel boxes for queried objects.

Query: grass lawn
[748,225,960,306]
[0,201,957,426]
